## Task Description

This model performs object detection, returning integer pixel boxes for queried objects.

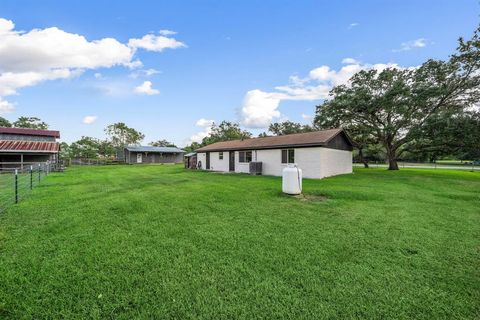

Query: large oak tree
[315,27,480,170]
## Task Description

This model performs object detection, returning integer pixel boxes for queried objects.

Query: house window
[219,152,223,160]
[281,149,295,164]
[239,151,252,163]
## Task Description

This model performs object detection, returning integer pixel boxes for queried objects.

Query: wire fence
[353,161,479,171]
[0,162,56,213]
[68,158,123,166]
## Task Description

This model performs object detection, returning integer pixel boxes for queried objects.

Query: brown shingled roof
[0,140,60,153]
[0,127,60,138]
[196,128,351,152]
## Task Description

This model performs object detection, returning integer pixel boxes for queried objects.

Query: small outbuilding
[184,152,197,169]
[123,146,185,164]
[0,127,60,169]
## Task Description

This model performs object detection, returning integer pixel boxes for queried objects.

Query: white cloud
[189,118,215,144]
[133,81,159,95]
[144,68,160,76]
[0,69,76,96]
[82,115,98,124]
[349,23,359,29]
[0,22,134,74]
[239,89,284,128]
[0,97,14,114]
[239,59,401,128]
[94,73,102,79]
[129,68,161,79]
[159,29,177,36]
[0,17,186,109]
[196,118,214,127]
[394,38,428,52]
[342,57,359,64]
[128,34,186,52]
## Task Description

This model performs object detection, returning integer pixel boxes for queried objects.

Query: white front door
[136,153,142,163]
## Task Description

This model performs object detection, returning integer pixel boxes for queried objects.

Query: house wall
[208,151,230,172]
[196,152,207,169]
[234,151,250,173]
[318,148,353,178]
[197,147,352,179]
[255,148,326,179]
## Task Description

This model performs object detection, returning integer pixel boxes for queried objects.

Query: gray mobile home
[124,146,185,164]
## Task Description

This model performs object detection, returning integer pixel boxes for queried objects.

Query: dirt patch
[291,194,328,202]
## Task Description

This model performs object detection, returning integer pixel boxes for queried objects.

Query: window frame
[219,152,223,160]
[239,151,252,163]
[281,149,295,164]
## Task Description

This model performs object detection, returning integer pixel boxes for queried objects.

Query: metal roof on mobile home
[125,146,185,153]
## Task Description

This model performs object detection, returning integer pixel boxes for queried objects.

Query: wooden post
[20,154,24,170]
[15,169,18,204]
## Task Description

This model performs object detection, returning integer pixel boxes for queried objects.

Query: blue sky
[0,0,477,146]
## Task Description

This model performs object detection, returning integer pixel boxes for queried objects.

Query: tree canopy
[105,122,145,148]
[149,139,177,147]
[201,121,251,146]
[69,137,102,159]
[13,116,49,129]
[64,137,116,159]
[183,142,202,153]
[267,121,315,136]
[0,116,12,127]
[315,26,480,169]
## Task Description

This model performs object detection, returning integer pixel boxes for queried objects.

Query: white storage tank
[282,164,302,195]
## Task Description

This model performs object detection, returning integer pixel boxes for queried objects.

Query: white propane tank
[282,164,302,195]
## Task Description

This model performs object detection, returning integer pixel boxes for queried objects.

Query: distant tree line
[0,116,49,129]
[61,122,180,160]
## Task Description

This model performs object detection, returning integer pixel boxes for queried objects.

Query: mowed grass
[0,165,479,319]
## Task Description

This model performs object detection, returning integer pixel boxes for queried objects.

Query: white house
[195,128,353,179]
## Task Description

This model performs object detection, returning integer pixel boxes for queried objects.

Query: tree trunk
[388,158,399,170]
[386,145,399,170]
[358,148,369,168]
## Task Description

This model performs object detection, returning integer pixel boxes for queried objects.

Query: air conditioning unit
[249,162,263,175]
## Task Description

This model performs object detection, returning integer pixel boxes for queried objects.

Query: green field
[0,165,479,319]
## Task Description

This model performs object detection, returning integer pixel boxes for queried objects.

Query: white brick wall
[235,151,250,173]
[197,152,207,170]
[318,148,353,178]
[256,149,285,176]
[197,147,352,179]
[208,151,229,172]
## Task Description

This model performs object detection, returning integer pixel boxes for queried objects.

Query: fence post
[15,169,18,204]
[30,165,33,190]
[38,163,41,183]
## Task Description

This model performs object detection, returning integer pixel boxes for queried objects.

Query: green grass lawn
[0,165,479,319]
